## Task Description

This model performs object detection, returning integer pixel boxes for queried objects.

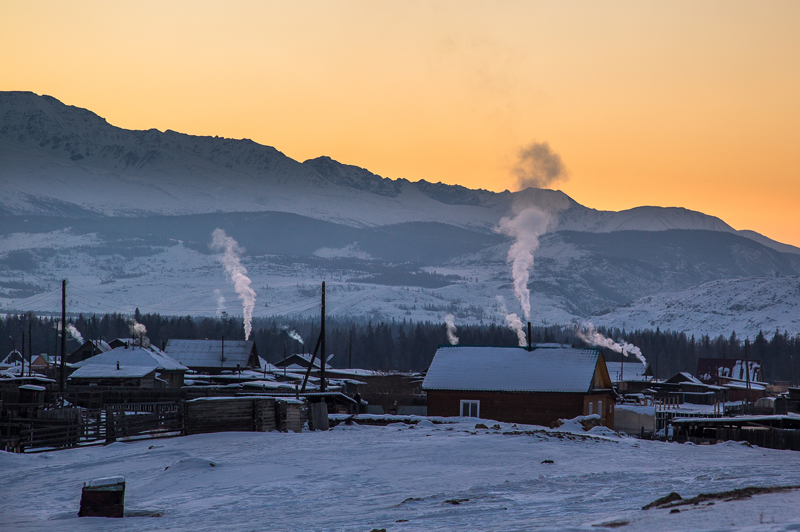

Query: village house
[66,339,112,364]
[164,339,259,375]
[69,345,188,388]
[423,345,615,428]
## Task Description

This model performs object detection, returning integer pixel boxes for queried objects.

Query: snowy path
[2,421,800,531]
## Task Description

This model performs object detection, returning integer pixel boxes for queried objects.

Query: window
[588,402,593,415]
[460,400,480,418]
[598,400,603,418]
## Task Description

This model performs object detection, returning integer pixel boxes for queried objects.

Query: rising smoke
[512,141,568,190]
[282,326,305,345]
[129,319,150,348]
[496,296,526,347]
[210,229,257,341]
[213,289,227,317]
[575,322,647,367]
[497,207,551,321]
[55,322,84,344]
[444,313,459,345]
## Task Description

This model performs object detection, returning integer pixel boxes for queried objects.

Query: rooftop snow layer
[165,339,255,369]
[422,345,602,393]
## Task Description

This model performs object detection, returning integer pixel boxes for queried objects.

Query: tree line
[1,312,798,383]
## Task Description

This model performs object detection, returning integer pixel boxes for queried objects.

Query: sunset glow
[4,1,799,244]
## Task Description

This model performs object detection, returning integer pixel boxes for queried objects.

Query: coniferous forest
[1,312,798,383]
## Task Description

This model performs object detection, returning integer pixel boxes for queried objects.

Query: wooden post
[320,281,326,392]
[60,280,67,395]
[28,318,32,377]
[105,407,115,443]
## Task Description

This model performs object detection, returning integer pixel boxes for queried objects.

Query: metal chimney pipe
[527,321,532,351]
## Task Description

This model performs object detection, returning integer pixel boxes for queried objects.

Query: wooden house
[69,345,188,388]
[67,339,112,364]
[164,339,259,375]
[423,345,615,429]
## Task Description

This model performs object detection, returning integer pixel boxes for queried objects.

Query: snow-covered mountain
[1,91,799,339]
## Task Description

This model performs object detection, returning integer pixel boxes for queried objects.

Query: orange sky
[3,1,799,246]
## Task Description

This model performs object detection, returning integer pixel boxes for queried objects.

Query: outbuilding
[423,345,615,428]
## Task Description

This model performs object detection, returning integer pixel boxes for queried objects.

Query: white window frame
[460,399,480,418]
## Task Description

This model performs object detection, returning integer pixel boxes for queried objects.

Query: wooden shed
[423,345,615,429]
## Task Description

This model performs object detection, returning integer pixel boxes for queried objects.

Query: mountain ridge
[1,90,796,255]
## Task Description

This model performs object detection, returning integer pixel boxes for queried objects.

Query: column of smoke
[576,322,647,367]
[210,229,257,341]
[444,313,459,345]
[281,326,304,345]
[213,289,226,317]
[496,296,526,347]
[497,207,551,322]
[55,322,84,344]
[129,320,150,348]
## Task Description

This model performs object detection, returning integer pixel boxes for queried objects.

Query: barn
[423,345,615,428]
[164,339,259,375]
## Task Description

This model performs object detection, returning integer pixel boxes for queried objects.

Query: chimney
[116,361,120,370]
[527,321,532,351]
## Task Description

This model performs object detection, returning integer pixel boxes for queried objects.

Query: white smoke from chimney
[576,322,647,367]
[213,289,227,317]
[444,313,459,345]
[496,296,526,347]
[210,229,257,341]
[55,322,84,344]
[497,207,551,321]
[282,326,305,345]
[129,320,150,348]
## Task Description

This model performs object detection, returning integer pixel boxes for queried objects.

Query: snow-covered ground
[2,419,800,531]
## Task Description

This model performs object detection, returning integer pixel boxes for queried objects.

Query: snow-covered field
[3,419,800,531]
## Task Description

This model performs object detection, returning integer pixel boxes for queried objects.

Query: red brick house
[423,345,615,428]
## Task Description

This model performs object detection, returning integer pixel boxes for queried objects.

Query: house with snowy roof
[69,345,188,388]
[164,339,259,374]
[422,345,615,428]
[67,339,112,364]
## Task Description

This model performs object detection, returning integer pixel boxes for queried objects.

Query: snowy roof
[605,362,648,382]
[70,346,187,379]
[422,346,603,393]
[165,339,256,369]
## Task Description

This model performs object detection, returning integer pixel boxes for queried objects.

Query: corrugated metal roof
[165,339,255,369]
[70,346,187,379]
[422,345,601,393]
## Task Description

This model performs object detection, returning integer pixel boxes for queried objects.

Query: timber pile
[185,397,284,435]
[277,399,305,433]
[253,397,277,432]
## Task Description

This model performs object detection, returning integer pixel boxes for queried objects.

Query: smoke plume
[444,313,459,345]
[497,207,551,321]
[512,141,568,190]
[210,229,257,341]
[129,320,150,348]
[213,289,227,317]
[496,296,526,347]
[55,322,84,344]
[576,322,647,367]
[282,326,304,345]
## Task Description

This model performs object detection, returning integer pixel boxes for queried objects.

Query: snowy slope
[591,276,800,339]
[2,421,800,531]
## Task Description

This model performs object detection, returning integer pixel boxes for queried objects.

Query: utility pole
[60,279,67,395]
[320,281,326,392]
[21,331,25,378]
[28,317,32,377]
[744,337,752,409]
[349,329,353,369]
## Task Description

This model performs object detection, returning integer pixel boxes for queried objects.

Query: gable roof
[164,339,257,369]
[422,345,603,393]
[70,346,187,379]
